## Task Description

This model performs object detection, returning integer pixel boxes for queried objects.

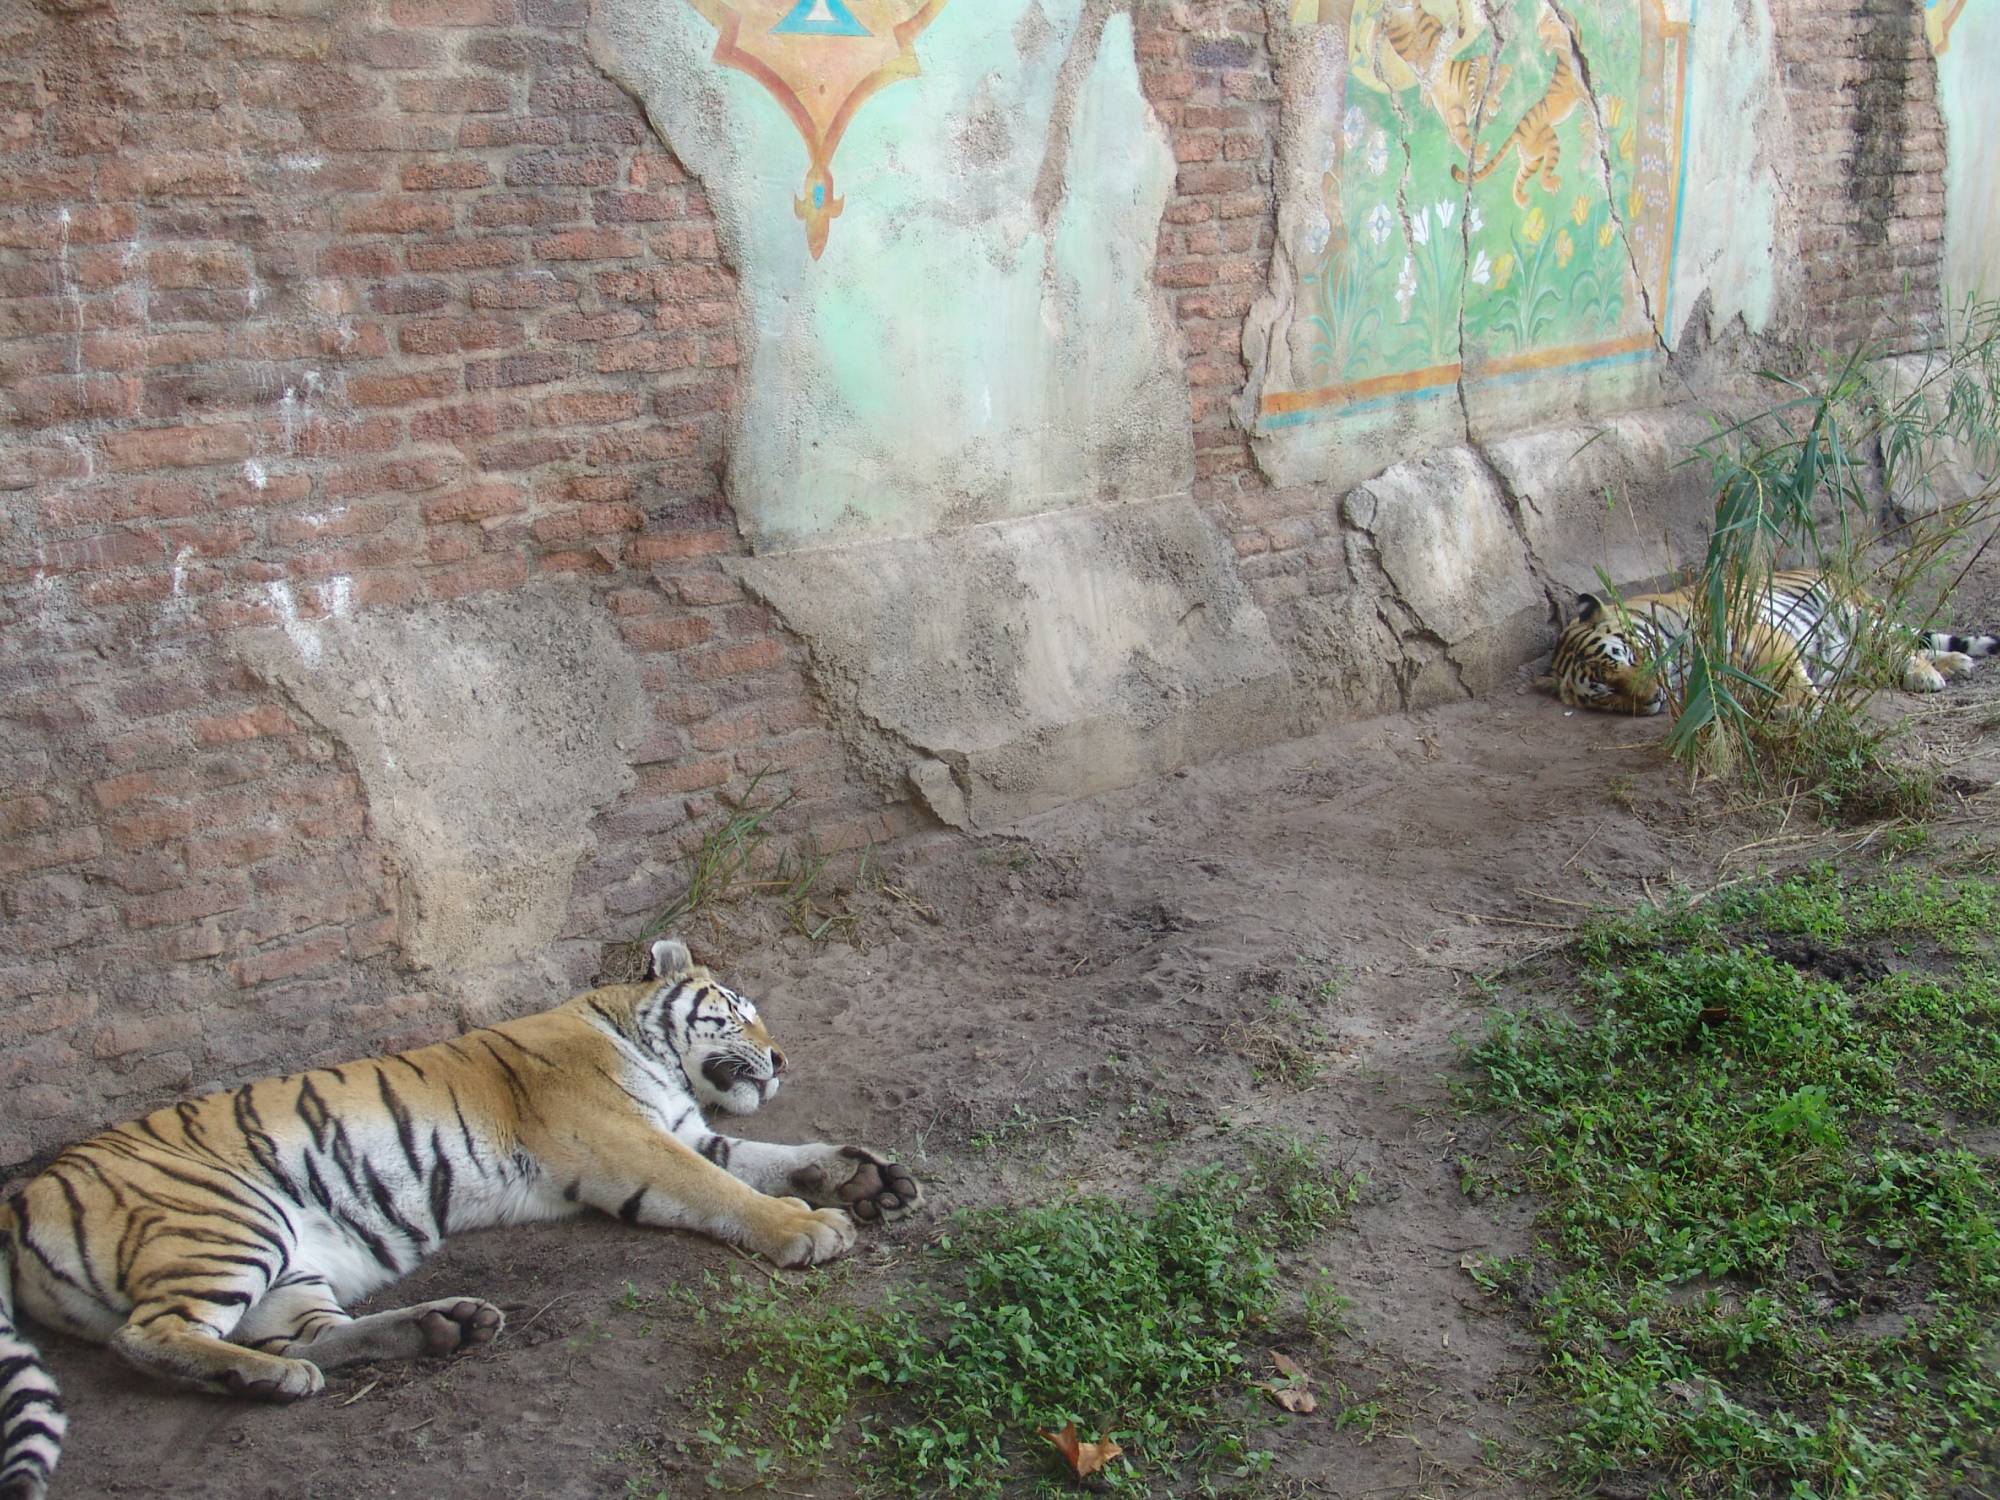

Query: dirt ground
[37,592,2000,1498]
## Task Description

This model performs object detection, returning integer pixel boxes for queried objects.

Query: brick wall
[0,0,898,1170]
[1772,0,1946,348]
[1134,4,1335,629]
[0,0,1959,1170]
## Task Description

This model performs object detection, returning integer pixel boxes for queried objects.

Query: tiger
[1539,569,2000,716]
[1452,4,1585,209]
[0,939,921,1500]
[1376,0,1506,164]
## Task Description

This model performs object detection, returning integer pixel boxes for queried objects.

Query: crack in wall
[1030,0,1124,230]
[1545,0,1665,347]
[1455,0,1514,439]
[1470,439,1565,621]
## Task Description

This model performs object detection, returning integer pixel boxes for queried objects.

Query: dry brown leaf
[1264,1384,1318,1413]
[1038,1421,1125,1479]
[1261,1350,1319,1413]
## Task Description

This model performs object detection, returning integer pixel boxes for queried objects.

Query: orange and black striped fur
[0,940,920,1500]
[1377,0,1505,164]
[1539,569,1999,716]
[1453,5,1585,208]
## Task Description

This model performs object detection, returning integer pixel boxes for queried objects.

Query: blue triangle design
[771,0,872,36]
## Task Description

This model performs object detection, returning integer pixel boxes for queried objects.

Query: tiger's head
[641,938,788,1114]
[1539,593,1667,716]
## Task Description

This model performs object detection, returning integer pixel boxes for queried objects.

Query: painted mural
[681,0,949,258]
[1262,0,1689,433]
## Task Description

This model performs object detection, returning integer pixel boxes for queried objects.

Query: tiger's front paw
[788,1145,923,1224]
[761,1204,857,1269]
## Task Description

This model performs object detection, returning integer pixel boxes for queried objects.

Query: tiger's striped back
[0,939,921,1499]
[1542,568,1997,716]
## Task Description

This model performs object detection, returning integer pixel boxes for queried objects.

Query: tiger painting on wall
[1540,569,1999,716]
[0,939,921,1500]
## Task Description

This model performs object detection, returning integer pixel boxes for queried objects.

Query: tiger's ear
[1574,592,1605,624]
[648,938,693,980]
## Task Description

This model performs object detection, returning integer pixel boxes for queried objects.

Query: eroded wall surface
[0,0,1968,1168]
[1936,0,1999,305]
[589,2,1193,549]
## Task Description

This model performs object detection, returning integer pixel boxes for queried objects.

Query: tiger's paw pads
[415,1299,504,1357]
[221,1358,323,1403]
[768,1206,858,1269]
[828,1146,923,1225]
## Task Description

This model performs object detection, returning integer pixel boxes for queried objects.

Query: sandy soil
[36,627,2000,1499]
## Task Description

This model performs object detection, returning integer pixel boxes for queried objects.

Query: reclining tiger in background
[1540,568,1999,716]
[0,939,920,1500]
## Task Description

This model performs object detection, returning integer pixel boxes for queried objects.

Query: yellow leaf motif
[1620,130,1635,163]
[1493,252,1514,289]
[1597,218,1615,247]
[1628,189,1645,219]
[1571,195,1590,226]
[1555,228,1574,268]
[1606,95,1626,128]
[1521,206,1546,245]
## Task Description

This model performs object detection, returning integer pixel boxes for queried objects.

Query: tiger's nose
[769,1048,788,1076]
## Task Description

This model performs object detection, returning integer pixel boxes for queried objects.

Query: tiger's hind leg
[235,1276,502,1370]
[111,1295,324,1403]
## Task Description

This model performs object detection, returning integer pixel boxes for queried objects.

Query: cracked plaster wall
[1937,0,2000,309]
[588,2,1192,552]
[1246,0,1791,491]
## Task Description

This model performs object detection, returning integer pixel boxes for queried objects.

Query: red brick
[535,227,644,261]
[347,369,458,407]
[620,614,713,652]
[636,756,733,795]
[465,350,572,389]
[343,197,453,235]
[396,77,512,113]
[401,161,494,191]
[685,638,785,680]
[630,528,732,563]
[390,0,518,24]
[193,705,293,744]
[422,483,528,524]
[121,876,250,929]
[534,389,642,425]
[231,931,347,989]
[102,423,254,471]
[91,768,194,812]
[0,827,101,878]
[406,237,525,273]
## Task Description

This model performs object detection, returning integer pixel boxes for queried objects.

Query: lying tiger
[1541,568,1999,716]
[0,939,920,1500]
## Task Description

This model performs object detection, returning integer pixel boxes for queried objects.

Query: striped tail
[1924,630,2000,659]
[0,1205,65,1500]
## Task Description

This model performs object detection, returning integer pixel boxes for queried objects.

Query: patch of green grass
[644,770,789,939]
[692,1147,1358,1496]
[1464,866,2000,1497]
